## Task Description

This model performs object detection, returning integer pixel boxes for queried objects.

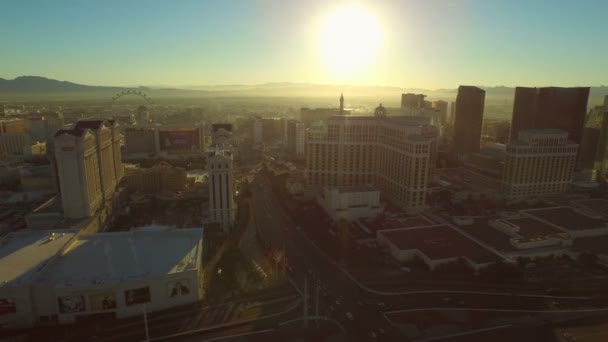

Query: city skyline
[2,0,607,89]
[4,1,608,341]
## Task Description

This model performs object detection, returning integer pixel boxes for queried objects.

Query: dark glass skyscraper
[510,87,589,144]
[452,86,485,154]
[401,93,426,109]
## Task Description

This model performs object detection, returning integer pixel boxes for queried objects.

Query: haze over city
[2,0,607,88]
[3,1,608,342]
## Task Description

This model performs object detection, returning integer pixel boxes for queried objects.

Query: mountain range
[1,76,606,105]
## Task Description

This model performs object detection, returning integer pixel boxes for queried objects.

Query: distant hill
[0,76,207,102]
[0,76,124,92]
[0,76,605,105]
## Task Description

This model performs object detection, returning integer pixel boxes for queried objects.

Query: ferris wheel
[111,89,154,105]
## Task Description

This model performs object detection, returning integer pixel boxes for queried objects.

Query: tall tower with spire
[339,93,344,114]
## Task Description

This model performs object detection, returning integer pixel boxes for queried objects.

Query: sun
[319,5,383,77]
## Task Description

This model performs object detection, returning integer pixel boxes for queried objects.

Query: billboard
[57,295,86,314]
[89,293,117,311]
[0,298,16,316]
[167,279,191,298]
[159,129,199,151]
[124,287,151,306]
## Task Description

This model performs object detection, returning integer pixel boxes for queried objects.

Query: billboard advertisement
[124,287,151,306]
[89,293,117,311]
[159,129,199,151]
[167,279,191,298]
[57,295,86,314]
[0,298,16,316]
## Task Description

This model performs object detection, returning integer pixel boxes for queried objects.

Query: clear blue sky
[1,0,606,88]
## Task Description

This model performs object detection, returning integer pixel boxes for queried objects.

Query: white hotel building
[502,129,578,199]
[53,120,123,219]
[206,125,237,233]
[306,105,437,213]
[207,149,236,232]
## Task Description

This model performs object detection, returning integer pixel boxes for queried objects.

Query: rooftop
[73,119,107,131]
[364,215,434,232]
[20,165,53,177]
[504,217,565,240]
[211,123,233,132]
[30,195,63,214]
[42,227,203,287]
[54,128,86,138]
[0,230,75,286]
[328,185,379,194]
[571,235,608,255]
[524,207,607,231]
[379,224,498,264]
[464,218,518,252]
[520,128,568,135]
[573,199,608,218]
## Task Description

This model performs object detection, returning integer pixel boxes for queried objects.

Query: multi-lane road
[249,168,608,341]
[251,171,401,341]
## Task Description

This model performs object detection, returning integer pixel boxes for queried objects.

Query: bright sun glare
[319,5,383,77]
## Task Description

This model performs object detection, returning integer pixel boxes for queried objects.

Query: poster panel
[124,287,151,306]
[57,295,86,314]
[89,293,117,311]
[159,129,197,150]
[167,279,191,298]
[0,298,16,316]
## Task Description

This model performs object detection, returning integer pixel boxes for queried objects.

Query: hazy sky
[1,0,607,89]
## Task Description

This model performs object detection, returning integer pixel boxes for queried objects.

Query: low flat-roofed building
[571,235,608,262]
[355,214,435,238]
[20,165,55,192]
[362,214,434,232]
[317,185,383,222]
[0,227,203,328]
[376,224,499,271]
[572,198,608,219]
[23,141,47,158]
[0,166,20,187]
[123,161,187,194]
[0,229,76,328]
[124,125,205,158]
[522,206,608,238]
[463,143,506,179]
[124,127,158,154]
[38,227,203,324]
[489,217,572,250]
[0,133,31,156]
